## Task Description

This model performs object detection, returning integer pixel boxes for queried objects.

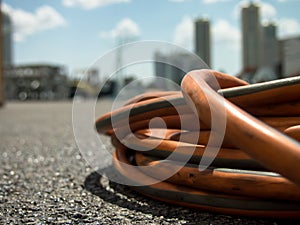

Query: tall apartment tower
[2,12,13,68]
[0,5,4,106]
[242,2,261,71]
[262,23,279,67]
[280,36,300,77]
[195,18,211,67]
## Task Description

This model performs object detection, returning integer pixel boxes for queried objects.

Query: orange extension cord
[95,69,300,218]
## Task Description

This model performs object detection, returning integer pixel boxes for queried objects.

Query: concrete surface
[0,101,299,224]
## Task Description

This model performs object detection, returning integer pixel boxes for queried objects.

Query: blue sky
[3,0,300,77]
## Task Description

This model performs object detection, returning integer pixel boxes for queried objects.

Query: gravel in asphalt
[0,101,299,224]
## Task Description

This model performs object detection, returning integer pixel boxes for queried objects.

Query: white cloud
[212,20,241,47]
[260,2,277,21]
[168,0,187,2]
[211,20,241,74]
[99,18,140,41]
[173,17,240,50]
[169,0,233,3]
[278,18,300,38]
[62,0,130,10]
[278,0,300,2]
[203,0,231,4]
[173,17,194,50]
[2,3,66,42]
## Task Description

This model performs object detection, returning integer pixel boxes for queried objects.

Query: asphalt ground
[0,101,299,224]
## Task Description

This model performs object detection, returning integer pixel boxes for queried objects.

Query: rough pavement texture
[0,101,299,224]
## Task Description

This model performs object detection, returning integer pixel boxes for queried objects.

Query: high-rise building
[279,36,300,77]
[194,18,211,67]
[0,6,4,106]
[2,12,13,68]
[262,22,279,68]
[242,2,261,71]
[247,22,281,83]
[154,51,203,88]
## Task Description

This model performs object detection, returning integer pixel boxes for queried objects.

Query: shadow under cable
[83,165,299,225]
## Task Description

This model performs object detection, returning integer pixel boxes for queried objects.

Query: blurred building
[154,51,203,88]
[1,12,13,106]
[242,2,261,72]
[0,10,3,106]
[194,18,211,67]
[250,23,281,83]
[239,3,285,83]
[261,23,280,68]
[2,12,13,68]
[70,67,115,98]
[154,52,183,86]
[4,64,69,100]
[86,68,100,85]
[279,36,300,77]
